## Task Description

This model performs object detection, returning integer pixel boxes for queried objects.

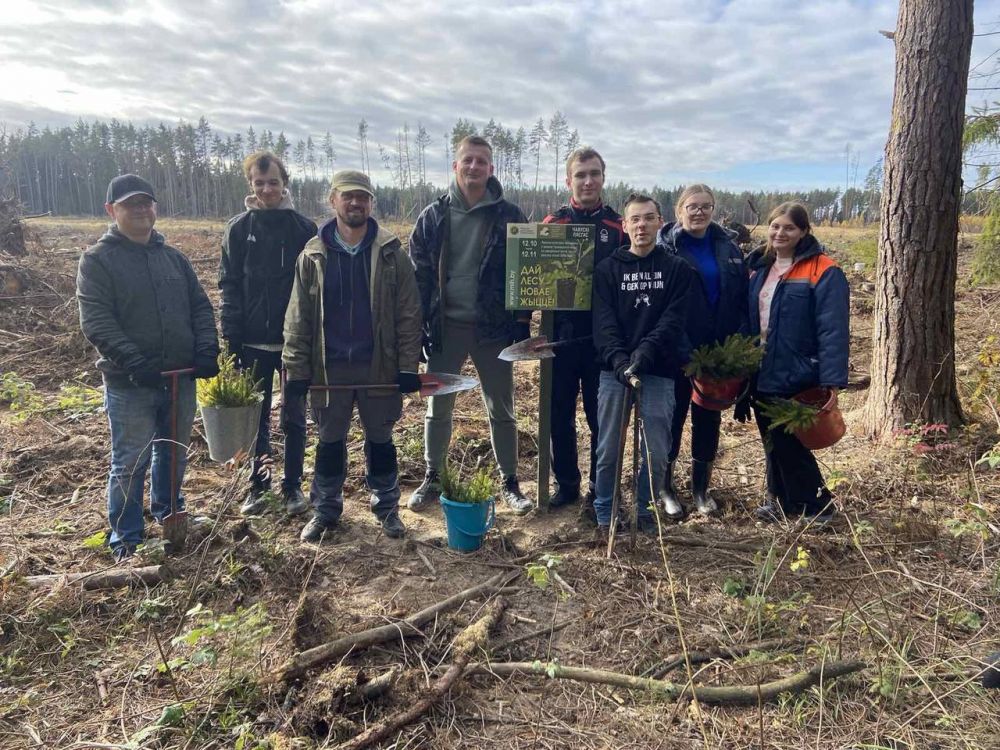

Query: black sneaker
[637,515,660,535]
[501,476,533,515]
[282,485,308,516]
[407,469,441,511]
[755,498,785,523]
[380,512,406,539]
[549,484,580,508]
[113,544,137,563]
[240,486,268,516]
[300,516,337,543]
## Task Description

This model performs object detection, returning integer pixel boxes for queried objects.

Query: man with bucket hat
[77,174,219,562]
[283,169,422,542]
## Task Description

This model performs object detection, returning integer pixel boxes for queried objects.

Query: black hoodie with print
[592,244,694,378]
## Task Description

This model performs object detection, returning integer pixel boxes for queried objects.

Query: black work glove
[192,354,220,380]
[512,320,531,343]
[734,394,752,423]
[225,339,245,369]
[420,331,432,364]
[612,356,632,387]
[629,349,653,375]
[397,371,421,394]
[285,379,311,398]
[129,367,162,389]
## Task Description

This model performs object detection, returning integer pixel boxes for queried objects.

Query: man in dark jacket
[219,151,317,517]
[407,136,533,515]
[542,147,625,518]
[592,193,693,534]
[77,174,219,561]
[283,170,422,542]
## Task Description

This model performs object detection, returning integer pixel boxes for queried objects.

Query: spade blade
[419,372,480,397]
[498,335,557,362]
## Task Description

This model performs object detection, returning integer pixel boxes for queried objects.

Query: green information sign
[505,223,596,310]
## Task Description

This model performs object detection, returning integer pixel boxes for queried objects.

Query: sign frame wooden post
[536,311,554,511]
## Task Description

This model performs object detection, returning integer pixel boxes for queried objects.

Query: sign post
[505,222,596,511]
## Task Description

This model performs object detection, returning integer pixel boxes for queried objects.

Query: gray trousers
[424,321,518,477]
[311,362,402,524]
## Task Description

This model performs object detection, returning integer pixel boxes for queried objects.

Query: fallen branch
[646,636,807,679]
[269,571,511,684]
[24,565,171,590]
[468,658,866,705]
[658,532,765,554]
[335,597,508,750]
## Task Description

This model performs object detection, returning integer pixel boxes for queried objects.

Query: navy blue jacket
[543,201,625,342]
[409,177,527,350]
[747,235,850,395]
[657,221,748,360]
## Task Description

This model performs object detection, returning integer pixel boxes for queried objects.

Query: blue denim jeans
[593,370,675,527]
[104,376,196,549]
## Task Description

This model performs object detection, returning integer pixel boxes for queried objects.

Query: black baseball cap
[106,174,156,204]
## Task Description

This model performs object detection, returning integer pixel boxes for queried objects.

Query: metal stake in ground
[161,368,193,553]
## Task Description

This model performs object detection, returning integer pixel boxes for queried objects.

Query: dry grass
[0,219,997,749]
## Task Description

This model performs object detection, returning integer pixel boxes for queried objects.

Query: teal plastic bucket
[439,495,495,552]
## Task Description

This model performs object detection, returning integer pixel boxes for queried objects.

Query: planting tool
[308,372,479,398]
[161,368,194,553]
[606,368,641,558]
[497,335,591,362]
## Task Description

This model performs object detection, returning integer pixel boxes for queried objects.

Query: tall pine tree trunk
[863,0,972,437]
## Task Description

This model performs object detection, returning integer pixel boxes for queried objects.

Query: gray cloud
[2,0,999,190]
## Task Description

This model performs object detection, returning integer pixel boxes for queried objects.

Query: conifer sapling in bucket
[196,346,264,463]
[439,461,496,552]
[684,334,763,411]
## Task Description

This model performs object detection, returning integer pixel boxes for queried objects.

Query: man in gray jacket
[77,174,219,561]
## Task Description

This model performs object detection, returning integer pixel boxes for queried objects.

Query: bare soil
[0,217,997,749]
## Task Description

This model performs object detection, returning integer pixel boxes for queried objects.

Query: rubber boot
[659,460,685,520]
[691,460,719,516]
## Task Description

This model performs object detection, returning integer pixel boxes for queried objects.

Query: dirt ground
[0,217,997,749]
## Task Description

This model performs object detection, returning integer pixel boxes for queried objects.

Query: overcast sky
[3,0,1000,191]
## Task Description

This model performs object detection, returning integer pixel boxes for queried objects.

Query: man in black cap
[283,169,422,542]
[77,174,219,561]
[219,151,317,517]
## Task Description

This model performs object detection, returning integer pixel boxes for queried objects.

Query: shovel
[308,371,479,397]
[161,368,194,553]
[497,335,592,362]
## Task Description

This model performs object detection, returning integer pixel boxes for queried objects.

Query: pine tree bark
[864,0,972,436]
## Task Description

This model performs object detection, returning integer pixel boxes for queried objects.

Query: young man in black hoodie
[219,152,317,516]
[592,193,693,533]
[543,147,625,518]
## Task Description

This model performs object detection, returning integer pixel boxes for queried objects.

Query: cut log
[467,658,866,705]
[335,597,507,750]
[269,571,511,684]
[24,565,171,590]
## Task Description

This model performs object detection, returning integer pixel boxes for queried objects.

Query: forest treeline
[0,114,964,224]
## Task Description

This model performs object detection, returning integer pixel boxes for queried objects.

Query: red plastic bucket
[691,376,747,411]
[792,387,846,450]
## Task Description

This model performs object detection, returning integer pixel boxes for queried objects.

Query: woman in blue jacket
[744,202,849,525]
[656,185,748,518]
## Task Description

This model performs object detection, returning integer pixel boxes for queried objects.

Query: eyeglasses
[684,203,714,215]
[626,213,660,226]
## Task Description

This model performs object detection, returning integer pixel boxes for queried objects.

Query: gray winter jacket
[77,226,219,380]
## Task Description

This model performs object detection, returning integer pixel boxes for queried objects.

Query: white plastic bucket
[200,403,261,462]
